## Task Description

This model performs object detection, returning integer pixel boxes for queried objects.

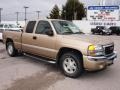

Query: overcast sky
[0,0,120,21]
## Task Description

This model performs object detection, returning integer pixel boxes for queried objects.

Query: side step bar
[24,53,56,64]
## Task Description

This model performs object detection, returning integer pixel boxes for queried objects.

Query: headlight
[88,45,104,56]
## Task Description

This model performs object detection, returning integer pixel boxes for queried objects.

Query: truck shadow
[6,55,65,90]
[79,67,115,80]
[16,54,64,77]
[21,55,114,79]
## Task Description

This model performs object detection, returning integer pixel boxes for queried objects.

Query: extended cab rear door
[22,21,37,53]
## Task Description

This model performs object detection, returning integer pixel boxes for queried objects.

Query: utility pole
[36,11,40,19]
[0,8,3,24]
[24,6,29,24]
[16,12,19,25]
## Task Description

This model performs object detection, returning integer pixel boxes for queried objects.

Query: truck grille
[104,44,114,55]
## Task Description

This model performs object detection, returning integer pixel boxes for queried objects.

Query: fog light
[99,65,104,69]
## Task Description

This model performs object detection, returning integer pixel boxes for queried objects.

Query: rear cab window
[26,21,36,33]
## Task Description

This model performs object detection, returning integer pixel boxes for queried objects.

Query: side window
[35,21,52,34]
[26,21,36,33]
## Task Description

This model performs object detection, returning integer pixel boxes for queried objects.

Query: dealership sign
[90,22,117,26]
[87,6,119,21]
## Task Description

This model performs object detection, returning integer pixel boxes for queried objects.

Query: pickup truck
[91,26,112,35]
[3,19,117,78]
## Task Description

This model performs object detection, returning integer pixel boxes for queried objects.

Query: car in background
[109,26,120,35]
[0,23,22,40]
[91,26,112,35]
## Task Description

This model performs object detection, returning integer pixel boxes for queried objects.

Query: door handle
[33,36,37,40]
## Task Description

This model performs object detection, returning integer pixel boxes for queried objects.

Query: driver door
[32,20,57,59]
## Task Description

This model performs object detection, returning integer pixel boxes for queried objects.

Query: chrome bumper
[87,51,117,61]
[83,51,117,71]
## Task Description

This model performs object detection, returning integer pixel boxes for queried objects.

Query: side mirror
[45,30,54,36]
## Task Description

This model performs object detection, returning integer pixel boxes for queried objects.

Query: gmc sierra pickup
[3,19,117,78]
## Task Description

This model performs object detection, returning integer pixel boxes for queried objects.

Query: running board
[24,53,56,64]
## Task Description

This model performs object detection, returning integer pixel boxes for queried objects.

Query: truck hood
[62,34,113,45]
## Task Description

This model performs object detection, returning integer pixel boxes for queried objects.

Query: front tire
[60,52,84,78]
[6,42,17,57]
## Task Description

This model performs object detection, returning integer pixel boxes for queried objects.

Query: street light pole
[36,11,40,19]
[24,6,29,24]
[16,12,19,25]
[0,8,3,24]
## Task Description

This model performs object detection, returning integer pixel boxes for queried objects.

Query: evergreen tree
[61,0,85,20]
[47,5,60,19]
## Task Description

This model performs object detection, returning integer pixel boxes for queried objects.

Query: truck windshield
[52,20,83,34]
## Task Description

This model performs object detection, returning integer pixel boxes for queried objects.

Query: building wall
[73,20,120,34]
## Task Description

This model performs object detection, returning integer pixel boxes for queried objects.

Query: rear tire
[6,42,17,57]
[60,52,84,78]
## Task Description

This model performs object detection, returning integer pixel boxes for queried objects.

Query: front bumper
[83,51,117,71]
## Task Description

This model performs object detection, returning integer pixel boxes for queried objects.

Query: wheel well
[57,47,83,65]
[6,38,13,48]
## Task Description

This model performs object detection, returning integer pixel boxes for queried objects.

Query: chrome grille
[104,44,114,55]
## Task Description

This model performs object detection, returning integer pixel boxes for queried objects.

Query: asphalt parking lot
[0,35,120,90]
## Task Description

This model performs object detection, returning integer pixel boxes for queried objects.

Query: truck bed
[3,30,22,50]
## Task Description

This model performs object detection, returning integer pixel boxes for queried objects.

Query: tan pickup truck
[3,19,117,78]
